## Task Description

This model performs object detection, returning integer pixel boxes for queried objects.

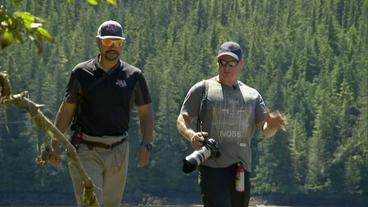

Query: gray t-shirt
[180,76,266,171]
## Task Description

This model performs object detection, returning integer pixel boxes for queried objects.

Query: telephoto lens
[182,138,220,173]
[182,146,212,173]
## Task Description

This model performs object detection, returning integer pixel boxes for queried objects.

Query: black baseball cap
[96,20,125,40]
[217,41,242,61]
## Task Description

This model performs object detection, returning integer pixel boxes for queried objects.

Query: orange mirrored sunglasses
[101,39,124,47]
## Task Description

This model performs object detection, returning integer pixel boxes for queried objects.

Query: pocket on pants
[113,141,129,170]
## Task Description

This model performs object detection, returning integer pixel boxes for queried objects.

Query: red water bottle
[235,163,244,192]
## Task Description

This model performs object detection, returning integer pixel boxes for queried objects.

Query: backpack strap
[196,80,209,132]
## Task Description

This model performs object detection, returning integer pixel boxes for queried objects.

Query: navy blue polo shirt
[64,56,152,136]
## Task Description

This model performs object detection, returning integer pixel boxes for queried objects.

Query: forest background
[0,0,367,205]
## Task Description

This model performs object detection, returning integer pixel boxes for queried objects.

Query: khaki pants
[68,134,129,207]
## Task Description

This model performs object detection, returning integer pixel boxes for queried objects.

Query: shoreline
[0,192,368,207]
[0,192,366,206]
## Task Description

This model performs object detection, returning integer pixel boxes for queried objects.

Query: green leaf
[14,12,34,29]
[14,11,35,22]
[67,0,75,4]
[87,0,100,6]
[36,27,53,42]
[0,31,14,49]
[14,12,47,25]
[106,0,117,6]
[35,17,47,24]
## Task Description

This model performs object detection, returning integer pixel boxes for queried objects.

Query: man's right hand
[49,141,62,168]
[190,132,207,150]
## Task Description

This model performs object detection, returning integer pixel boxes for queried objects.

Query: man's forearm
[138,104,154,143]
[55,114,72,134]
[177,114,195,141]
[139,117,153,144]
[52,114,72,147]
[52,102,76,146]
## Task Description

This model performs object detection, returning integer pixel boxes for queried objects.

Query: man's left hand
[265,111,288,132]
[136,145,150,168]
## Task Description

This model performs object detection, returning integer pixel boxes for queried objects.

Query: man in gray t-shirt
[177,41,287,207]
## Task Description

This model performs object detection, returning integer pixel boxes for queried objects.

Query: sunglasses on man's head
[100,39,124,47]
[218,59,239,67]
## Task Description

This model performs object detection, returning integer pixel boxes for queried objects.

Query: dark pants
[198,164,250,207]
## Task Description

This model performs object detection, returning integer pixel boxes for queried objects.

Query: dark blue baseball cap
[217,41,242,61]
[96,20,125,40]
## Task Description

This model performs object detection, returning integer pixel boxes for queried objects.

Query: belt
[81,138,126,150]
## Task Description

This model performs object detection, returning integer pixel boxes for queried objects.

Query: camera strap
[197,80,209,132]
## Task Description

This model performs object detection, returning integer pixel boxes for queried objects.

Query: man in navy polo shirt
[50,20,154,207]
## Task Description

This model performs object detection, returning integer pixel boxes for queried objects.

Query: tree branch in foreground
[0,71,99,207]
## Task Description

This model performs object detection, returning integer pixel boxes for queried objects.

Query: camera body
[182,138,220,173]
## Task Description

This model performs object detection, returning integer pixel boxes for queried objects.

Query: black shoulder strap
[196,80,209,131]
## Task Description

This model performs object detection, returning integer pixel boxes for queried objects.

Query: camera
[182,138,220,173]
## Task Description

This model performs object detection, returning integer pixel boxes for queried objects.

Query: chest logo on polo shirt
[115,79,127,88]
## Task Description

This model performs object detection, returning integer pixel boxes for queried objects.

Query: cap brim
[217,52,239,61]
[97,35,125,40]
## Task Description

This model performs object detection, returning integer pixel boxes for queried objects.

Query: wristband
[140,141,153,152]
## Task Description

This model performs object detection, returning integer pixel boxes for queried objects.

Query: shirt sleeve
[133,72,152,106]
[64,70,82,104]
[255,93,266,124]
[179,81,205,118]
